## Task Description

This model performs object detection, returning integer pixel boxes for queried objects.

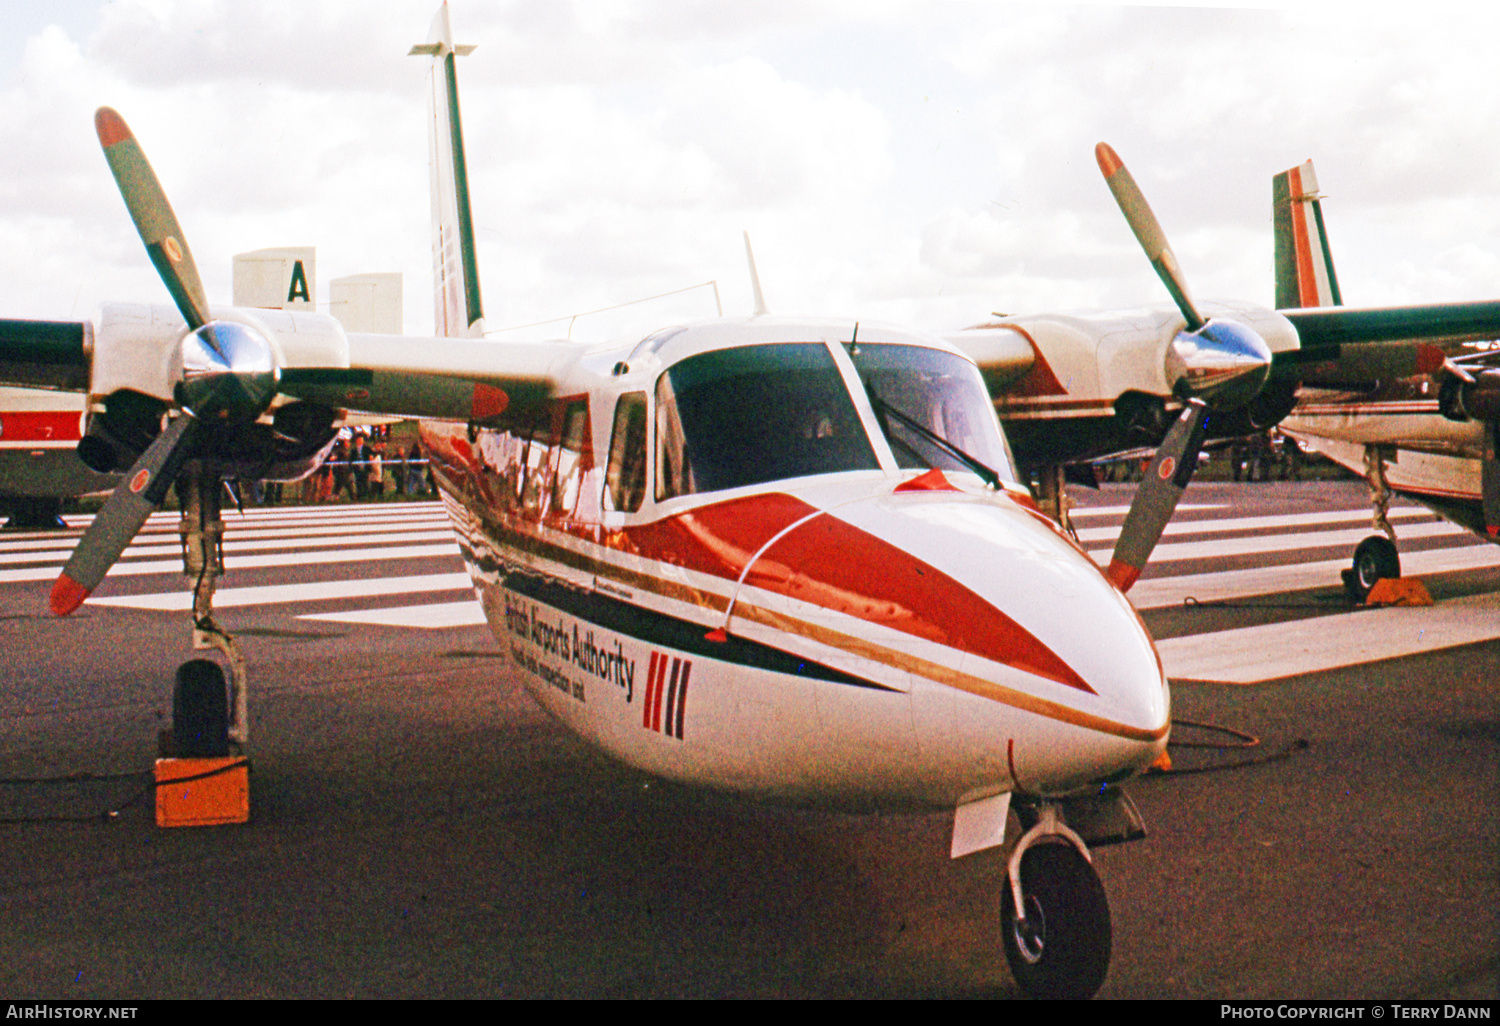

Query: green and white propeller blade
[51,415,197,615]
[1106,399,1208,593]
[1096,142,1205,333]
[95,107,211,331]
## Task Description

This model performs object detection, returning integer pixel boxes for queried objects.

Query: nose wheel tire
[1001,841,1112,1000]
[1342,534,1400,602]
[172,658,230,758]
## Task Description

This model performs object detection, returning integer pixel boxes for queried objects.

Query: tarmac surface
[0,482,1494,999]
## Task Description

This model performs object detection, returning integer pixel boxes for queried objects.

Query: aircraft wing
[292,331,578,423]
[1281,300,1500,349]
[0,314,574,425]
[0,319,92,392]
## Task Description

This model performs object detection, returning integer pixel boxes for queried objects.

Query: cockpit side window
[604,391,648,513]
[655,343,879,500]
[852,343,1014,483]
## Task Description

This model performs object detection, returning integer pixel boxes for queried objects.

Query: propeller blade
[1096,142,1205,333]
[50,415,197,615]
[1106,399,1209,593]
[95,107,211,331]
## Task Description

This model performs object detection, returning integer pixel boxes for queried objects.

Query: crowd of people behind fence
[242,425,434,505]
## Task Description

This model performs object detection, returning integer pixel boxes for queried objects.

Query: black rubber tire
[1001,842,1112,1000]
[173,659,229,758]
[1346,535,1401,602]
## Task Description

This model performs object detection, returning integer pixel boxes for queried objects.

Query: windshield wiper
[866,393,1002,490]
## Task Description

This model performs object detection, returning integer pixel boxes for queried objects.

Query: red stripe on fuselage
[749,512,1093,693]
[0,411,82,443]
[620,492,1090,693]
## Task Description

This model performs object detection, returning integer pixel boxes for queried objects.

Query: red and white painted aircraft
[0,6,1320,1000]
[1271,159,1500,597]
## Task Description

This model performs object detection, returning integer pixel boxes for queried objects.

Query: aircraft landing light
[1157,588,1500,684]
[300,599,486,629]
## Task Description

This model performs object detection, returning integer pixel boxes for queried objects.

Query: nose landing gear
[1000,801,1119,1000]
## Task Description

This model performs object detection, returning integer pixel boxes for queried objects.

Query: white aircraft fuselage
[421,317,1170,808]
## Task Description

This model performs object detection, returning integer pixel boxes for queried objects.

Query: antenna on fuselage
[743,230,769,318]
[410,3,484,339]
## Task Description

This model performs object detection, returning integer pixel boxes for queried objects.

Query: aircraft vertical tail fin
[410,3,484,339]
[1273,159,1342,309]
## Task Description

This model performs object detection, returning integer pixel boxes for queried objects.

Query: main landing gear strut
[166,469,246,757]
[1342,445,1401,602]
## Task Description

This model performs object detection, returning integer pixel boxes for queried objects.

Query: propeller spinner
[51,109,283,615]
[1096,142,1272,410]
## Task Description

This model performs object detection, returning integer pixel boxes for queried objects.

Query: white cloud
[3,1,1500,337]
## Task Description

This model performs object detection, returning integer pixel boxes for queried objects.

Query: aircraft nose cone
[833,489,1169,789]
[1169,318,1272,409]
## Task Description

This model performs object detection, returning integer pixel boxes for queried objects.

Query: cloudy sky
[3,1,1499,343]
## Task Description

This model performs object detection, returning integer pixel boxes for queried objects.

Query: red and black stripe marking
[643,652,691,740]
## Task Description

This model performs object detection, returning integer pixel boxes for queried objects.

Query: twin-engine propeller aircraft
[0,5,1329,1000]
[1270,159,1500,598]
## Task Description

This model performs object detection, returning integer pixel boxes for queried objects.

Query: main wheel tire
[173,659,229,758]
[1001,842,1112,1000]
[1345,535,1401,602]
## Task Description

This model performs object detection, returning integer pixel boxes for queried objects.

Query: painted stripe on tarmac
[1158,589,1500,683]
[0,530,459,568]
[1,542,462,583]
[1065,503,1225,518]
[1090,519,1468,564]
[88,572,475,611]
[1130,542,1500,610]
[1073,505,1432,544]
[301,600,487,629]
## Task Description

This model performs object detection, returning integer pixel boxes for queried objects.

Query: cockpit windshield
[655,343,879,499]
[852,343,1013,483]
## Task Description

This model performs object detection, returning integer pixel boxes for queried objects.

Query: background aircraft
[1271,159,1500,598]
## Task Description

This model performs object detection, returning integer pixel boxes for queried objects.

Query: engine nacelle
[90,302,351,405]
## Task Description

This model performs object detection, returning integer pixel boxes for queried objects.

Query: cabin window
[517,409,553,515]
[605,392,648,513]
[852,343,1014,483]
[654,343,879,499]
[550,399,590,518]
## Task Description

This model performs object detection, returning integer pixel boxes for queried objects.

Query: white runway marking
[301,600,486,629]
[1130,543,1500,610]
[89,572,474,611]
[42,498,1500,665]
[1091,519,1468,564]
[3,542,461,583]
[0,529,457,568]
[1073,504,1433,544]
[1158,590,1500,683]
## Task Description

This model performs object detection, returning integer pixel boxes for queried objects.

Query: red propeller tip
[50,574,91,616]
[94,107,133,148]
[1095,142,1123,178]
[1104,558,1141,594]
